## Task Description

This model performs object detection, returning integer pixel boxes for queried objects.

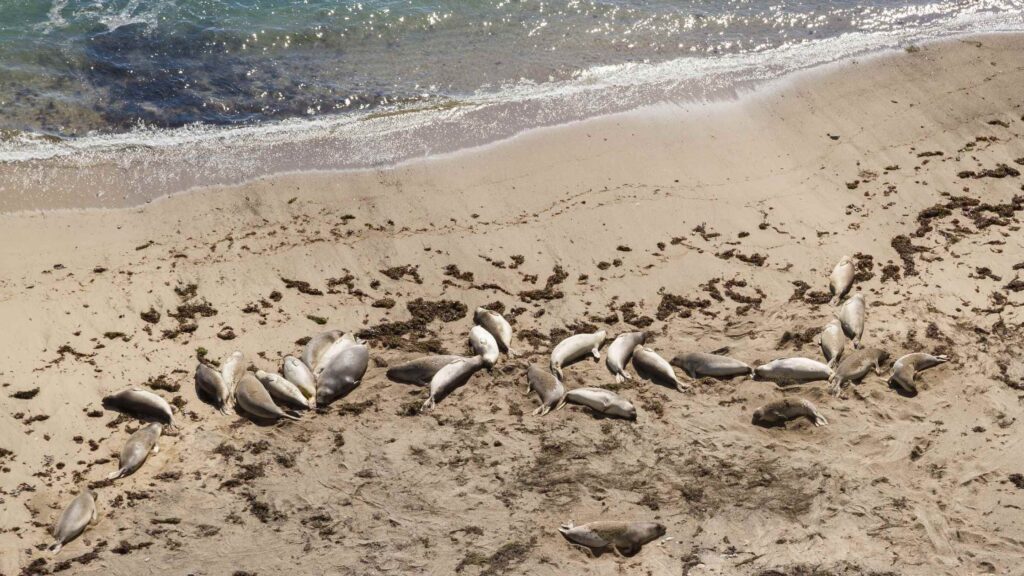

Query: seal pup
[550,330,607,380]
[670,352,753,380]
[605,331,646,383]
[837,293,865,348]
[235,373,300,422]
[752,398,828,427]
[422,355,487,411]
[828,348,889,396]
[469,325,500,368]
[316,340,369,407]
[107,423,162,480]
[282,356,316,400]
[195,362,232,414]
[386,355,463,386]
[819,319,847,369]
[302,329,343,371]
[314,333,361,378]
[256,370,313,410]
[474,307,517,357]
[559,387,636,420]
[102,389,174,427]
[526,364,564,416]
[558,521,666,557]
[829,255,855,305]
[632,346,687,392]
[754,358,833,384]
[889,352,949,395]
[49,489,97,553]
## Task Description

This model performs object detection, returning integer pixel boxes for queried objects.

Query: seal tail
[813,413,829,427]
[107,468,126,480]
[555,396,567,411]
[421,397,436,412]
[507,348,519,359]
[49,542,63,553]
[614,372,625,384]
[558,522,574,535]
[281,411,302,422]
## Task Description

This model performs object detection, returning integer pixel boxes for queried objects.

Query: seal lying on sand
[469,325,500,368]
[837,293,866,348]
[754,358,832,383]
[889,352,949,394]
[235,373,300,421]
[551,330,607,380]
[314,333,362,378]
[670,352,753,380]
[474,307,517,357]
[195,362,232,414]
[560,387,636,420]
[559,521,666,557]
[317,340,369,407]
[632,346,687,392]
[256,370,313,410]
[282,356,316,400]
[605,331,645,383]
[220,351,248,399]
[829,255,855,305]
[386,355,463,386]
[752,398,828,427]
[107,423,162,480]
[819,319,847,369]
[525,364,564,416]
[422,356,487,411]
[102,389,174,426]
[303,329,343,371]
[49,489,97,553]
[828,348,889,396]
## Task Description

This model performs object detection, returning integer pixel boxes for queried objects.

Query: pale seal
[837,293,866,348]
[316,340,369,407]
[631,345,687,392]
[752,397,827,427]
[829,255,855,305]
[469,325,500,368]
[828,348,889,396]
[754,358,833,383]
[302,329,343,371]
[525,364,564,416]
[560,387,636,420]
[102,388,174,426]
[195,362,232,414]
[670,352,753,380]
[314,333,361,378]
[386,355,463,386]
[819,319,847,369]
[889,352,949,394]
[235,373,300,421]
[282,355,316,400]
[220,351,249,395]
[422,355,487,411]
[49,489,97,553]
[474,307,517,357]
[256,370,313,410]
[107,423,163,480]
[605,331,646,383]
[550,330,607,380]
[558,521,666,557]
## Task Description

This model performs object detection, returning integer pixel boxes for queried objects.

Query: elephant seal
[752,398,827,427]
[889,352,949,394]
[107,423,162,480]
[314,333,361,378]
[632,346,687,392]
[551,330,607,380]
[195,362,232,414]
[469,325,500,368]
[560,387,636,420]
[670,352,752,380]
[302,329,343,370]
[102,389,174,426]
[386,355,463,386]
[559,521,665,557]
[829,255,855,305]
[474,308,517,357]
[235,373,300,421]
[819,319,847,369]
[220,351,249,394]
[828,348,889,396]
[754,358,833,383]
[282,356,316,400]
[422,355,487,411]
[256,370,313,410]
[605,331,646,383]
[526,364,564,416]
[49,489,97,553]
[316,340,369,408]
[837,293,865,348]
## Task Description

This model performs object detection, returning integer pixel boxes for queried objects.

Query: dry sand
[2,34,1024,576]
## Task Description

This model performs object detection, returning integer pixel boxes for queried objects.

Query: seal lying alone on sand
[551,330,607,380]
[670,352,753,380]
[559,387,636,420]
[525,364,564,416]
[49,489,97,553]
[102,388,174,426]
[752,398,828,427]
[829,255,855,305]
[889,352,949,394]
[107,423,162,480]
[559,520,666,557]
[754,358,832,383]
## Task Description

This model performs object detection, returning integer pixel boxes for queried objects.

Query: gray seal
[316,341,369,407]
[752,398,827,427]
[49,489,97,553]
[256,370,313,410]
[282,355,316,400]
[829,255,855,305]
[558,521,666,557]
[670,352,753,380]
[819,319,847,369]
[102,388,174,427]
[469,325,500,368]
[560,387,636,420]
[605,331,646,383]
[422,355,487,411]
[235,373,300,421]
[631,345,687,392]
[889,352,949,394]
[302,329,343,371]
[195,362,232,414]
[474,307,517,357]
[525,364,564,416]
[386,355,463,386]
[837,293,866,348]
[314,333,361,378]
[550,330,607,380]
[107,423,163,480]
[828,348,889,396]
[754,358,833,384]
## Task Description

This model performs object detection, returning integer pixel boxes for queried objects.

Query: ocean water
[0,0,1022,209]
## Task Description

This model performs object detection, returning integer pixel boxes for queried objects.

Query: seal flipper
[812,413,829,427]
[49,542,63,554]
[107,468,126,480]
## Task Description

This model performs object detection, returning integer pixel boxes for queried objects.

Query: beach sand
[2,34,1024,575]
